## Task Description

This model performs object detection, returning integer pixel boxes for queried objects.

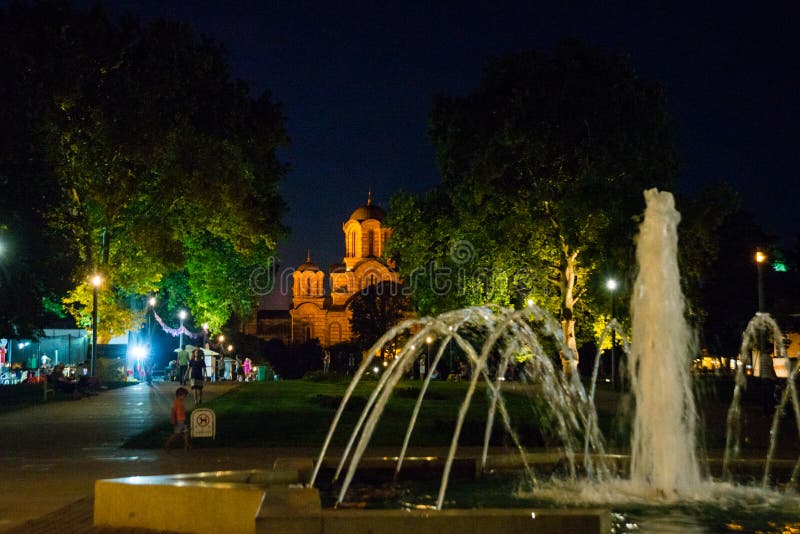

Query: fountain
[310,188,800,526]
[94,189,800,533]
[627,189,700,495]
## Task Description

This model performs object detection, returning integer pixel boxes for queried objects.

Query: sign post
[190,408,216,439]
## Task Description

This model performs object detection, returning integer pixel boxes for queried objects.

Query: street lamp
[147,296,156,344]
[755,250,772,378]
[202,323,209,347]
[178,309,187,349]
[606,278,618,389]
[91,274,102,376]
[425,336,433,379]
[755,250,766,312]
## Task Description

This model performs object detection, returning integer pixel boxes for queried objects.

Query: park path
[0,380,287,532]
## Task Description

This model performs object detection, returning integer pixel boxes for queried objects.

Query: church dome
[349,204,385,222]
[297,252,321,272]
[349,193,385,222]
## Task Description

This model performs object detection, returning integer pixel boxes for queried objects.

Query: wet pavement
[0,380,317,532]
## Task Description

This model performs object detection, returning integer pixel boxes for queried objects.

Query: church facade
[246,196,399,346]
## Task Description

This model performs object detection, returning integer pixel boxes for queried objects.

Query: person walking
[322,350,331,374]
[234,357,242,382]
[217,356,225,381]
[243,357,252,381]
[177,346,190,386]
[185,349,207,405]
[164,387,190,450]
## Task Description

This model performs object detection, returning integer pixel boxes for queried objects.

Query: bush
[264,339,324,379]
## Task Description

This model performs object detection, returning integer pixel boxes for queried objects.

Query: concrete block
[94,474,266,534]
[255,485,322,534]
[273,457,314,482]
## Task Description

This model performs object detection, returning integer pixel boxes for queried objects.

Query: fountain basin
[93,458,611,534]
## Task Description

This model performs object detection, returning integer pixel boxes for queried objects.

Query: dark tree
[0,2,288,337]
[700,210,773,355]
[388,41,678,371]
[348,281,411,357]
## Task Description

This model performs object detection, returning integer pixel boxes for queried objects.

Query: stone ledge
[254,485,610,534]
[94,469,299,534]
[319,509,610,534]
[95,467,611,534]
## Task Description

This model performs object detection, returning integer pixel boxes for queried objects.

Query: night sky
[34,2,800,295]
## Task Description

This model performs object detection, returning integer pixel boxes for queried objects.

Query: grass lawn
[124,378,576,449]
[122,375,796,458]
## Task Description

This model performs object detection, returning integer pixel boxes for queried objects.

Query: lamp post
[218,335,226,379]
[202,323,209,348]
[91,274,102,376]
[606,278,618,389]
[425,336,433,379]
[755,250,766,313]
[147,296,156,344]
[755,250,773,378]
[178,310,187,350]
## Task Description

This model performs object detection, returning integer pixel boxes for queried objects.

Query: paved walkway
[0,380,271,532]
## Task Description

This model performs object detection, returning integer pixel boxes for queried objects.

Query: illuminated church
[247,195,399,346]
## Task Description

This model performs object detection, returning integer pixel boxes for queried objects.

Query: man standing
[177,346,190,386]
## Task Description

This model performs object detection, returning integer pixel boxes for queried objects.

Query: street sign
[190,407,216,439]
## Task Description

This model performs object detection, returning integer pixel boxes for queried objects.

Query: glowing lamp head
[178,310,187,320]
[606,279,618,292]
[91,275,102,287]
[202,323,209,331]
[526,298,534,308]
[426,336,433,344]
[148,297,156,306]
[755,251,767,264]
[218,335,225,342]
[227,345,233,352]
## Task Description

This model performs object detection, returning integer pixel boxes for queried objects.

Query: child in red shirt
[165,387,190,450]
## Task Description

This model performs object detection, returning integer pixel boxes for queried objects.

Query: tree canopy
[348,281,411,357]
[0,1,288,339]
[387,42,679,369]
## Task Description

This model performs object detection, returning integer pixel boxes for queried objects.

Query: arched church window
[305,326,312,342]
[349,231,357,257]
[306,278,311,296]
[367,230,375,256]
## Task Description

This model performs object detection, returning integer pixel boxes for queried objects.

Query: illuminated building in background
[247,195,399,346]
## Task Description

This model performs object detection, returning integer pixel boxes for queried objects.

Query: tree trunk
[559,248,579,375]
